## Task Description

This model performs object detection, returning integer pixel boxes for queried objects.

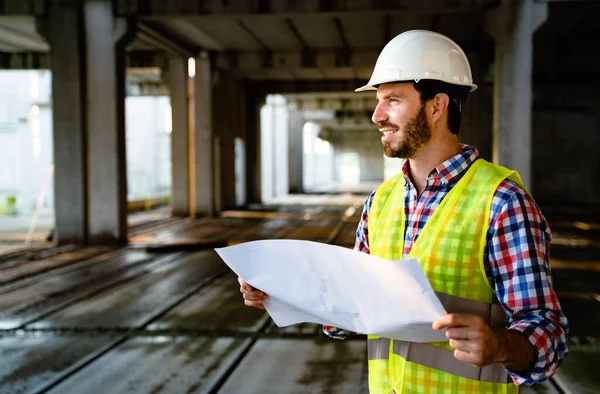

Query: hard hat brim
[355,80,478,93]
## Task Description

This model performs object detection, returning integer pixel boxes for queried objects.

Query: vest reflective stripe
[434,292,507,329]
[368,291,511,384]
[368,337,392,360]
[368,338,512,384]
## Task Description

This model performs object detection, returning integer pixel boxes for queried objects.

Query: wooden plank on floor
[0,334,115,394]
[147,272,268,333]
[44,336,251,394]
[227,218,304,245]
[0,250,177,329]
[0,246,113,285]
[217,338,368,394]
[283,218,341,242]
[553,344,600,394]
[26,251,225,330]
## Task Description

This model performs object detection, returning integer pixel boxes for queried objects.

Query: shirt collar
[402,144,479,186]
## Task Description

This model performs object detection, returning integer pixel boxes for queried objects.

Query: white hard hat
[356,30,477,92]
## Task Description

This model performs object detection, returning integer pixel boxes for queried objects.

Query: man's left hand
[432,313,502,368]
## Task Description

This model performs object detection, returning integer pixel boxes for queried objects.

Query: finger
[238,277,255,291]
[240,286,267,298]
[244,299,265,310]
[237,278,267,298]
[448,339,482,353]
[453,349,485,368]
[432,313,483,330]
[446,327,480,340]
[243,293,267,301]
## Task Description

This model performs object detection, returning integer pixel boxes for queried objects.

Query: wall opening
[0,70,54,244]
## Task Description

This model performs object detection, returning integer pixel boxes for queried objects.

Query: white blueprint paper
[215,239,448,343]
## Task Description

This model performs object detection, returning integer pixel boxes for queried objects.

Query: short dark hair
[411,80,470,135]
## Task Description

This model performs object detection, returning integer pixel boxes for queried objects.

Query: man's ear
[430,93,450,123]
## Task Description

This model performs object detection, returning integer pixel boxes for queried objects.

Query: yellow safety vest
[368,159,523,394]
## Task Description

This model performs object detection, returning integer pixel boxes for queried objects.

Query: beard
[380,104,432,159]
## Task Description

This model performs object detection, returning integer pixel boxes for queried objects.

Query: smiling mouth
[381,130,399,136]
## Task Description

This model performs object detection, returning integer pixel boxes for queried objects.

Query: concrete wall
[532,84,600,204]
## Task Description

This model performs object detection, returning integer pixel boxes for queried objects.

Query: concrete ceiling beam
[0,0,46,15]
[117,0,492,18]
[136,21,199,58]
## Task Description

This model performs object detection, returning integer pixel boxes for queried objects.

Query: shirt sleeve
[354,191,375,253]
[323,191,376,340]
[486,184,569,385]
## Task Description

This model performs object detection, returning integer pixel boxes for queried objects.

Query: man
[239,30,568,393]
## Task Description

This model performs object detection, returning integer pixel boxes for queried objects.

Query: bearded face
[379,103,432,159]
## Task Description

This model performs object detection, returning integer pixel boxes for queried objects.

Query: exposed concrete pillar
[37,0,87,244]
[191,53,214,216]
[214,136,236,211]
[84,0,132,244]
[212,72,243,211]
[245,93,264,204]
[212,137,236,211]
[288,106,304,194]
[487,0,547,189]
[163,56,190,216]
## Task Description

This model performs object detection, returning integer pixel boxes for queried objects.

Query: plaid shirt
[324,145,568,386]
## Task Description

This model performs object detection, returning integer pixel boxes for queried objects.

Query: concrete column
[192,53,214,216]
[37,1,87,244]
[288,107,304,194]
[273,98,289,197]
[216,137,236,211]
[212,72,242,211]
[245,93,264,204]
[487,0,547,189]
[84,0,132,244]
[163,56,190,216]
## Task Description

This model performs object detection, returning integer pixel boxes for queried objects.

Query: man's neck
[408,138,462,196]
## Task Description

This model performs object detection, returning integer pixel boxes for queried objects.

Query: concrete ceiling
[1,0,598,85]
[131,4,491,80]
[0,0,495,80]
[0,16,48,52]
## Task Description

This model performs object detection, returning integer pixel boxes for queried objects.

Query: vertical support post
[288,105,304,194]
[212,72,239,211]
[37,1,88,244]
[245,91,264,204]
[83,0,132,244]
[192,53,214,216]
[163,56,190,216]
[487,0,547,189]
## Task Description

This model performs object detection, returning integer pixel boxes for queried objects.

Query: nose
[372,101,387,124]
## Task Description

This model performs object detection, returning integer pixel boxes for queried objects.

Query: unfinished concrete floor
[0,196,598,393]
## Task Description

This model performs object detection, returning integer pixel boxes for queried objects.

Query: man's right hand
[238,277,268,310]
